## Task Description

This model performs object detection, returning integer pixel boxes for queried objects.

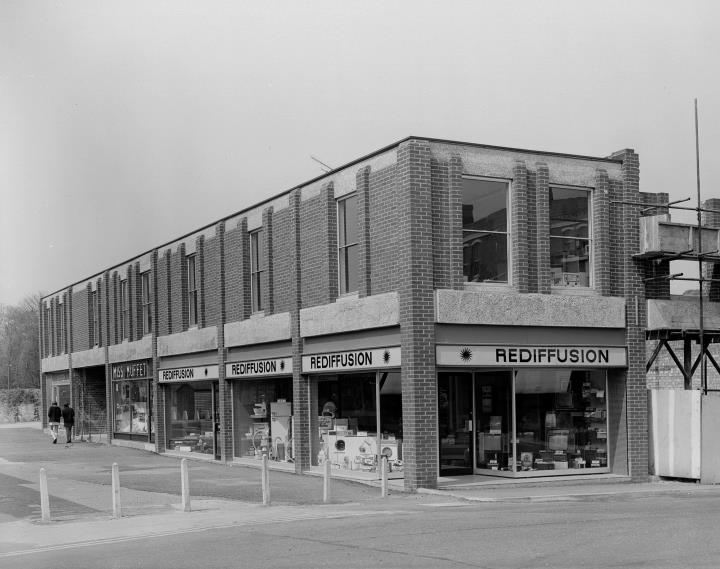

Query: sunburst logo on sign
[383,349,391,364]
[460,347,473,362]
[280,360,285,371]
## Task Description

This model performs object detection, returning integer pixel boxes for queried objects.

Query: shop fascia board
[108,336,152,363]
[157,326,218,357]
[300,292,399,338]
[647,298,720,331]
[224,312,291,348]
[436,289,625,328]
[41,353,70,373]
[71,346,105,368]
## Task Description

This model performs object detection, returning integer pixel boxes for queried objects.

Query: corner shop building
[40,137,662,490]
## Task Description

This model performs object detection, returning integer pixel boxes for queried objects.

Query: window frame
[337,193,359,295]
[141,271,152,336]
[250,229,265,313]
[549,185,593,289]
[187,254,198,327]
[461,176,512,286]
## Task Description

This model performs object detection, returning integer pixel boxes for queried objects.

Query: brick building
[40,136,696,489]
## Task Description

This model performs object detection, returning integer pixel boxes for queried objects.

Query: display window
[166,381,218,456]
[310,371,403,477]
[439,369,610,477]
[232,378,293,462]
[113,380,153,440]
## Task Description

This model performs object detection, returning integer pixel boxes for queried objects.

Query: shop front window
[311,372,403,475]
[166,382,216,455]
[233,379,293,461]
[438,369,610,477]
[113,380,151,436]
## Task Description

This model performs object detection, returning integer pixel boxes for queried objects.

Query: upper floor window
[462,178,510,283]
[120,279,128,340]
[338,194,358,294]
[45,306,51,355]
[250,229,265,313]
[141,271,152,335]
[90,290,100,346]
[187,254,198,327]
[550,187,591,287]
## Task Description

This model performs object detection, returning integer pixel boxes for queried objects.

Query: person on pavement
[47,401,61,444]
[61,403,75,445]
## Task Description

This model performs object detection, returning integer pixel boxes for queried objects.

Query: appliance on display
[252,401,267,417]
[270,400,292,462]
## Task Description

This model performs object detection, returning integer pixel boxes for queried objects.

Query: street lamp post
[7,364,11,391]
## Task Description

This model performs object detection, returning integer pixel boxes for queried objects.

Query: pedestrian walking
[47,401,61,444]
[61,403,75,444]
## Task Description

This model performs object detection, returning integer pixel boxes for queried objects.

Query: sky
[1,0,719,305]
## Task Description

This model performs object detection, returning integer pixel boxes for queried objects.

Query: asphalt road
[4,492,720,569]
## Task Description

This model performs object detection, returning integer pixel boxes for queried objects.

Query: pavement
[2,421,720,558]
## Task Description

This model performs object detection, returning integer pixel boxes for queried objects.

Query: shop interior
[439,369,610,477]
[166,381,219,458]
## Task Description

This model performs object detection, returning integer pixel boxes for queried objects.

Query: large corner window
[141,271,152,336]
[462,178,510,283]
[338,194,358,294]
[550,187,591,287]
[250,229,265,313]
[187,254,198,327]
[120,280,129,340]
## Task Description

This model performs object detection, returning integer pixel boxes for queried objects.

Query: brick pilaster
[512,160,529,292]
[536,163,551,293]
[197,235,206,328]
[397,139,437,490]
[448,154,464,290]
[262,207,274,315]
[357,166,372,297]
[612,148,649,481]
[594,169,611,296]
[322,182,338,303]
[238,218,251,320]
[288,190,309,471]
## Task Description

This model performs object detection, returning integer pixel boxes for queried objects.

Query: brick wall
[535,163,551,293]
[204,228,223,328]
[397,139,438,490]
[369,165,400,295]
[71,287,90,351]
[272,207,293,314]
[512,160,529,293]
[300,183,336,308]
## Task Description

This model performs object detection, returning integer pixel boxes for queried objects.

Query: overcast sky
[1,0,718,305]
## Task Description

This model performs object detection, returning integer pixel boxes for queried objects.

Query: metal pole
[39,467,50,522]
[323,450,331,503]
[181,458,191,512]
[262,454,270,506]
[112,462,122,518]
[695,99,707,394]
[381,456,389,498]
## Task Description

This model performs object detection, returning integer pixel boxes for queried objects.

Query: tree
[0,293,41,389]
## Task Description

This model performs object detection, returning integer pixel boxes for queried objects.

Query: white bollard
[261,454,270,506]
[112,462,122,518]
[181,458,191,512]
[323,450,331,503]
[39,468,50,523]
[381,456,389,498]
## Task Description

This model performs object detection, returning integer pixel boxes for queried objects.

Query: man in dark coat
[61,403,75,444]
[47,401,62,444]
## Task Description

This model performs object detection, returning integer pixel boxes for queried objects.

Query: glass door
[438,373,473,476]
[473,371,514,474]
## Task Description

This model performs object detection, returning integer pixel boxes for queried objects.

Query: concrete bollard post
[112,462,122,518]
[261,454,270,506]
[323,450,331,503]
[181,458,191,512]
[381,456,389,498]
[39,468,50,523]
